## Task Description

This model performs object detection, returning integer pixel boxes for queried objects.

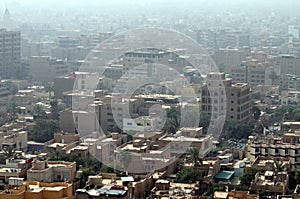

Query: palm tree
[187,147,202,166]
[162,118,178,134]
[273,160,286,173]
[3,146,15,159]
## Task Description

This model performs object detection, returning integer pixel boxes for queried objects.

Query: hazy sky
[2,0,299,12]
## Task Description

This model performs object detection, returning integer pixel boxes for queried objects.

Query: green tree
[293,169,300,185]
[29,119,60,142]
[186,147,202,166]
[50,97,59,120]
[239,167,261,187]
[252,92,261,100]
[199,111,210,134]
[6,101,19,120]
[207,185,226,196]
[273,160,286,174]
[32,104,47,119]
[79,167,97,187]
[223,120,253,140]
[163,118,179,134]
[163,107,181,134]
[44,83,54,98]
[4,81,18,95]
[293,108,300,121]
[269,70,278,85]
[3,146,15,159]
[253,106,261,120]
[267,105,290,122]
[176,167,202,183]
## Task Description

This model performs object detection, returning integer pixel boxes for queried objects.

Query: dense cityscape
[1,0,300,198]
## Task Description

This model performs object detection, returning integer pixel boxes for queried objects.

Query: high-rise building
[0,29,21,78]
[201,72,252,123]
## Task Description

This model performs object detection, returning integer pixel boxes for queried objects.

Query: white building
[123,116,163,133]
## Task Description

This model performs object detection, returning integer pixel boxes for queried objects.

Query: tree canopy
[176,166,203,183]
[29,119,60,142]
[223,120,253,140]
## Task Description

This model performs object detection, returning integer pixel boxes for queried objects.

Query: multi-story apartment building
[278,54,300,76]
[122,48,190,75]
[201,72,252,122]
[28,56,68,83]
[247,130,300,168]
[231,58,277,86]
[0,29,20,78]
[213,47,247,73]
[274,74,300,91]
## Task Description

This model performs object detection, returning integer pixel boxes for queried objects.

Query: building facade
[0,29,21,78]
[201,72,253,123]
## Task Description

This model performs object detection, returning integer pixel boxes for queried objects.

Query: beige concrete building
[0,180,72,199]
[158,127,213,158]
[151,180,199,198]
[213,48,247,73]
[201,72,252,122]
[247,130,300,168]
[278,54,300,76]
[250,171,289,195]
[27,161,76,183]
[251,156,291,171]
[0,167,21,183]
[0,130,27,151]
[231,64,266,85]
[59,108,98,135]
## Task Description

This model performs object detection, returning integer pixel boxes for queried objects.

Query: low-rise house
[75,173,128,199]
[150,180,199,198]
[27,160,76,183]
[252,156,291,171]
[0,178,72,199]
[249,171,289,195]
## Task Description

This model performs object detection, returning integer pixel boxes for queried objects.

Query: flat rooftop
[214,171,234,180]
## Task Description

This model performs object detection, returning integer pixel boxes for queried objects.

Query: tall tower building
[3,7,13,29]
[3,8,11,21]
[0,29,21,79]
